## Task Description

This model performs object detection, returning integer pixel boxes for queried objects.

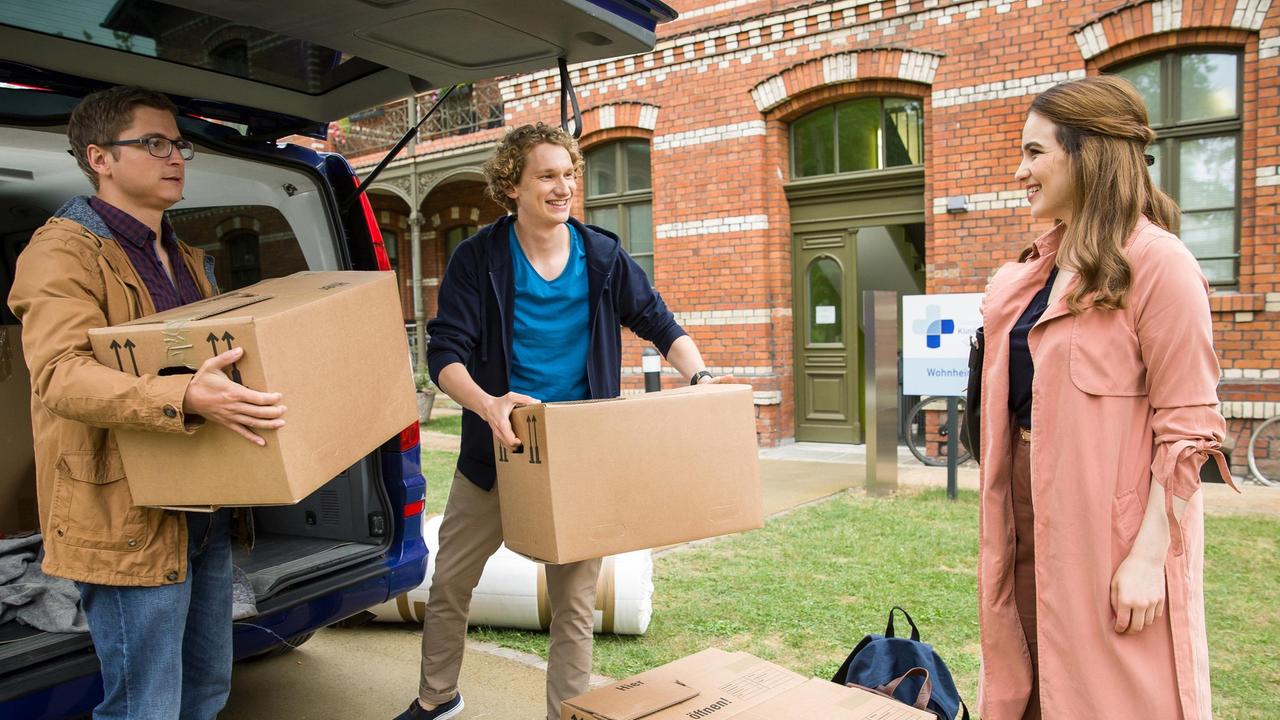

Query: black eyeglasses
[102,136,195,161]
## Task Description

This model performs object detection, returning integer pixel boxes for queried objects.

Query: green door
[793,230,859,443]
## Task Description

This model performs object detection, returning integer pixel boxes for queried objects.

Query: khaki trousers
[419,470,602,720]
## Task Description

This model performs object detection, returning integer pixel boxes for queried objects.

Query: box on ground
[1,325,38,534]
[87,271,416,509]
[562,648,934,720]
[494,384,762,565]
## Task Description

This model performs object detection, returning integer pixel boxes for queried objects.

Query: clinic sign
[902,293,983,396]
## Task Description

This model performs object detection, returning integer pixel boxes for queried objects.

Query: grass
[424,412,462,436]
[422,449,457,514]
[1202,513,1280,720]
[418,449,1280,719]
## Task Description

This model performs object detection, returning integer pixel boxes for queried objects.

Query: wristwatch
[690,370,714,386]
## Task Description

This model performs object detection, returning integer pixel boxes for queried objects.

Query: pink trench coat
[975,217,1235,720]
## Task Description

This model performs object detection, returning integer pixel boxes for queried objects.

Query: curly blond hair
[483,122,583,214]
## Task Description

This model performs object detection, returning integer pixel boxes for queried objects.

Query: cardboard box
[0,325,39,534]
[562,649,934,720]
[87,271,417,509]
[495,384,762,564]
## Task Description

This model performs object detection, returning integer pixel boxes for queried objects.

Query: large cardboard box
[87,271,417,509]
[561,649,934,720]
[0,325,38,534]
[495,384,762,564]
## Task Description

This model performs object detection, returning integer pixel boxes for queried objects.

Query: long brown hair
[1027,75,1180,313]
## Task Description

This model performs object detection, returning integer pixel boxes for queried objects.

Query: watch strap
[690,370,714,386]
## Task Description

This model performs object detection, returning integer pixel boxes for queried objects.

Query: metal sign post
[946,397,959,499]
[901,293,983,500]
[862,290,899,496]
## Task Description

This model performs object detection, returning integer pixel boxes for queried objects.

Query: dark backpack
[831,607,969,720]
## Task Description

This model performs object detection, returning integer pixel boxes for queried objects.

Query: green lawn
[423,449,456,514]
[419,449,1279,719]
[424,412,462,436]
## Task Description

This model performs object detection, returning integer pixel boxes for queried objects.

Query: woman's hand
[1110,552,1166,634]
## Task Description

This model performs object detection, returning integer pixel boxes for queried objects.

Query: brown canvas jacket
[7,196,218,586]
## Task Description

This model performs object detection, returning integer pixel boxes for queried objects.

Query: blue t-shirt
[508,224,590,402]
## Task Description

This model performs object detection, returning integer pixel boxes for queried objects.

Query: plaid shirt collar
[87,196,177,250]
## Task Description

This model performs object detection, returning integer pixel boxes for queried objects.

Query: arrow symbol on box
[221,332,242,384]
[123,339,139,376]
[109,339,123,371]
[207,332,220,355]
[527,415,542,464]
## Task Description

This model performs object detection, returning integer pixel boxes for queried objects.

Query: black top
[1008,266,1058,429]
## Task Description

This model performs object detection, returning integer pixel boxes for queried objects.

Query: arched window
[791,97,924,178]
[223,231,260,289]
[210,40,249,77]
[380,227,399,275]
[445,224,477,260]
[807,256,843,345]
[1112,50,1241,286]
[585,140,654,281]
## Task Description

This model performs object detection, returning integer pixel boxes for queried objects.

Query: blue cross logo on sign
[912,305,955,349]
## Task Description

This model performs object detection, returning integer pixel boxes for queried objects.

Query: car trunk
[0,117,394,693]
[0,0,677,135]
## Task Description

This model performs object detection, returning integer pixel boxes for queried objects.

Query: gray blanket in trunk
[0,534,87,633]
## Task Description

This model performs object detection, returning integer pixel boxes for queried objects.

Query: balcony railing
[329,82,505,158]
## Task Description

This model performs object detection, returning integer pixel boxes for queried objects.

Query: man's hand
[700,373,737,385]
[182,347,286,446]
[481,391,540,451]
[1110,551,1166,634]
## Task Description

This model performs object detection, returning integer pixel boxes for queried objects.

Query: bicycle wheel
[904,396,972,467]
[1247,415,1280,487]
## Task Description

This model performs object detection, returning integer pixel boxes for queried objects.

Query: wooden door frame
[786,166,925,445]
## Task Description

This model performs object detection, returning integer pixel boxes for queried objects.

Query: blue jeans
[76,510,234,720]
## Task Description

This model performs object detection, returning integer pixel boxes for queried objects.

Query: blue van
[0,2,675,717]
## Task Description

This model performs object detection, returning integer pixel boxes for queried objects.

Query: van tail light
[403,498,425,518]
[353,177,391,272]
[399,422,420,452]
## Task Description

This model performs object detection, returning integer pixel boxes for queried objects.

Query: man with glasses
[8,85,286,720]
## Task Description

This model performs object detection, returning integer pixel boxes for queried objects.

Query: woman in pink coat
[976,76,1237,720]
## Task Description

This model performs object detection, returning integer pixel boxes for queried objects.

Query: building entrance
[788,169,925,443]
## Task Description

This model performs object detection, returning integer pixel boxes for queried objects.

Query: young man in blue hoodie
[398,123,730,720]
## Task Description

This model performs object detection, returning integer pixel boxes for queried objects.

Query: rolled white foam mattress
[369,514,653,635]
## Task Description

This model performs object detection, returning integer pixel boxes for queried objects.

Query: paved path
[761,441,1280,517]
[222,627,560,720]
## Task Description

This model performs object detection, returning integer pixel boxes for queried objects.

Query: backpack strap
[885,606,921,641]
[875,667,932,711]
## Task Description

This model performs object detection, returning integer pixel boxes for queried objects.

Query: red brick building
[346,0,1279,472]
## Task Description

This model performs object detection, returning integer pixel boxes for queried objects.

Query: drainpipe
[409,96,426,371]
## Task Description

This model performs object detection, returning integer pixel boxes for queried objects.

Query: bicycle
[903,395,973,467]
[1247,414,1279,487]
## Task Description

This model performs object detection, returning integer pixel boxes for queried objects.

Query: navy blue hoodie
[426,215,687,490]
